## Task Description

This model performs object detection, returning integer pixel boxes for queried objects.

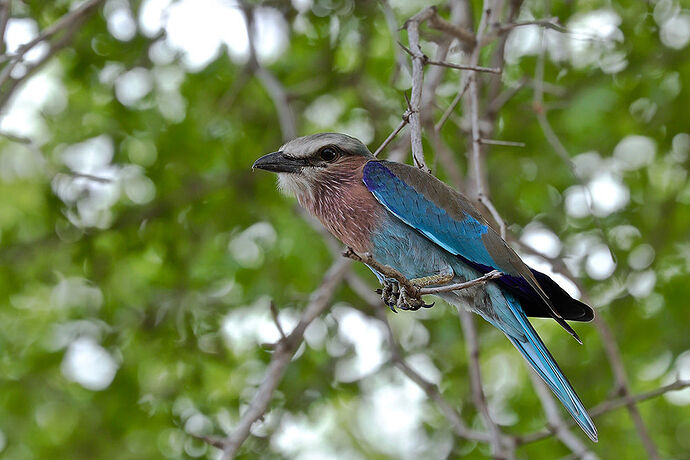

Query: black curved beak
[252,151,307,174]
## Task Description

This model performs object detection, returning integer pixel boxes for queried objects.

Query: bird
[253,132,598,442]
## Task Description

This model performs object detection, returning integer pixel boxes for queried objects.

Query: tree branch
[342,247,503,297]
[0,0,104,113]
[220,258,351,459]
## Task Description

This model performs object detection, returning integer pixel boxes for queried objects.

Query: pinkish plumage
[295,156,384,253]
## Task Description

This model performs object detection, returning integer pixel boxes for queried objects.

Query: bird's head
[252,133,373,199]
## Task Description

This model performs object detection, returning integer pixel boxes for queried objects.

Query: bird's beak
[252,151,307,174]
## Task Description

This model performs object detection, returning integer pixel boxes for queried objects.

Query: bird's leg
[397,267,455,311]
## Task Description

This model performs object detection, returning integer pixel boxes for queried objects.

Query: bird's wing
[362,160,585,340]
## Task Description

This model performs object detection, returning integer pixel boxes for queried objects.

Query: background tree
[0,0,689,459]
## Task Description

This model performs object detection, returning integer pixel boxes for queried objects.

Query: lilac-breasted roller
[253,133,597,441]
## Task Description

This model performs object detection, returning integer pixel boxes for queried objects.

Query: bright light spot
[272,406,342,459]
[568,9,626,73]
[61,135,114,174]
[4,18,48,64]
[291,0,312,13]
[504,24,540,63]
[253,7,289,63]
[139,0,172,37]
[665,350,690,405]
[585,244,616,280]
[52,277,104,310]
[642,292,665,318]
[153,64,184,93]
[221,297,287,354]
[520,223,562,258]
[333,305,386,382]
[153,65,188,122]
[572,151,603,178]
[638,350,672,381]
[54,134,150,229]
[588,173,629,216]
[0,64,66,140]
[304,95,344,128]
[672,133,690,160]
[149,39,176,65]
[629,97,657,123]
[405,353,441,385]
[122,166,156,204]
[338,117,375,145]
[564,185,591,218]
[613,135,656,171]
[61,337,119,391]
[628,244,655,270]
[166,0,242,70]
[105,0,137,42]
[115,67,153,107]
[627,270,656,298]
[228,222,277,268]
[660,13,690,49]
[355,370,451,459]
[0,143,46,182]
[184,413,213,436]
[304,317,328,349]
[609,224,641,250]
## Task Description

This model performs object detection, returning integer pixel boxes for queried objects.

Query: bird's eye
[319,147,338,162]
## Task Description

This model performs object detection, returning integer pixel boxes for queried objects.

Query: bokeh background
[0,0,689,458]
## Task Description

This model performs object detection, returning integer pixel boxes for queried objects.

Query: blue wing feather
[363,161,499,270]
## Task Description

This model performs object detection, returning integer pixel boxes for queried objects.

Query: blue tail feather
[493,294,598,442]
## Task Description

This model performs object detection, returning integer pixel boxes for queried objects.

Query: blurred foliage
[0,0,689,459]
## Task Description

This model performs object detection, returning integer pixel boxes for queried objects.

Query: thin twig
[479,139,525,147]
[399,43,501,74]
[517,379,690,445]
[465,2,507,239]
[343,248,503,297]
[0,0,10,56]
[404,7,435,172]
[435,78,471,133]
[420,270,502,294]
[487,77,528,115]
[374,109,411,157]
[428,8,475,46]
[269,301,286,341]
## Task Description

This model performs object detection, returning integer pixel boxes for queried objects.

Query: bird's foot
[397,285,434,311]
[376,279,401,312]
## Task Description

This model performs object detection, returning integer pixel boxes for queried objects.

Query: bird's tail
[444,285,598,442]
[497,294,598,442]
